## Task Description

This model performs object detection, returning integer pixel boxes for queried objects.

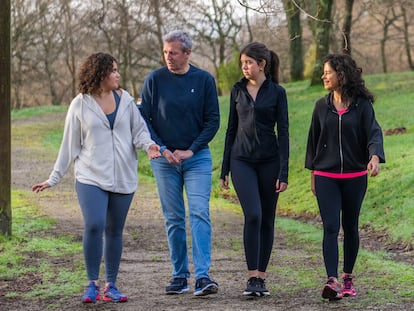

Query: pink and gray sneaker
[321,276,343,301]
[342,274,357,297]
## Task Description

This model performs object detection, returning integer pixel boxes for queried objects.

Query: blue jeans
[151,148,213,280]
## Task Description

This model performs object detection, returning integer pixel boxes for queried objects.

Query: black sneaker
[193,277,218,296]
[243,277,264,296]
[257,278,270,296]
[165,278,189,295]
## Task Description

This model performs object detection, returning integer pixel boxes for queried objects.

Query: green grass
[11,105,68,120]
[0,191,84,299]
[7,71,414,302]
[274,217,414,305]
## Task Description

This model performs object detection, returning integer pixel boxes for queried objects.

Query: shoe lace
[87,282,98,291]
[196,277,212,288]
[343,277,353,290]
[327,277,341,291]
[106,283,121,295]
[171,278,186,286]
[84,282,98,298]
[247,277,258,286]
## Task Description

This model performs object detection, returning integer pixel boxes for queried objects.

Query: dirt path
[4,113,413,311]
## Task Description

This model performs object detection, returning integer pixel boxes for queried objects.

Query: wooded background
[10,0,414,107]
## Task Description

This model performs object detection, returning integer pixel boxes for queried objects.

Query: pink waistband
[313,170,368,179]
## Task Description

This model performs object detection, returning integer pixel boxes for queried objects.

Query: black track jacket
[305,93,385,173]
[221,78,289,183]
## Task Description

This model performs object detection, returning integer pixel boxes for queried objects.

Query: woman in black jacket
[305,54,385,300]
[220,42,289,296]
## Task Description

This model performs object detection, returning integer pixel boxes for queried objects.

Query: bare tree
[239,0,253,42]
[282,0,304,81]
[342,0,354,54]
[365,1,401,73]
[189,0,242,88]
[10,0,414,107]
[11,0,39,108]
[389,0,414,70]
[61,0,82,99]
[307,0,333,85]
[0,0,12,235]
[34,0,69,105]
[398,4,414,70]
[86,0,187,96]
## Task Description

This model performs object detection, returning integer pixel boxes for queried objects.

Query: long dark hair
[323,53,375,103]
[78,52,117,95]
[240,42,280,84]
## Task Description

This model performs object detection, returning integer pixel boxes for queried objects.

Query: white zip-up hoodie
[47,89,155,194]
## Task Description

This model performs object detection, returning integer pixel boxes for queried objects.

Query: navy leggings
[315,175,367,278]
[230,159,280,272]
[76,181,133,283]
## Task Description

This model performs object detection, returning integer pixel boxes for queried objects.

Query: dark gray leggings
[315,175,367,278]
[230,159,280,272]
[76,181,133,283]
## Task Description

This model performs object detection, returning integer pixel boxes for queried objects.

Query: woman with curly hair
[305,53,385,300]
[32,53,160,303]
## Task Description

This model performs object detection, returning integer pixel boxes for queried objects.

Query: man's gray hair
[163,30,193,51]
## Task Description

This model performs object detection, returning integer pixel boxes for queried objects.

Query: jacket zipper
[112,129,116,188]
[338,113,344,173]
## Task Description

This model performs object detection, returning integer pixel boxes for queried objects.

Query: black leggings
[230,159,280,272]
[315,175,367,278]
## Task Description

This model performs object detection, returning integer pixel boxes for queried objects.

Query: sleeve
[131,101,155,152]
[220,88,238,179]
[305,102,322,170]
[362,102,385,163]
[139,75,165,147]
[47,97,82,186]
[188,73,220,154]
[275,87,289,183]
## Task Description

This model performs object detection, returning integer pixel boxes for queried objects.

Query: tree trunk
[152,0,165,67]
[400,6,414,70]
[62,0,77,99]
[283,0,304,81]
[310,0,333,86]
[0,0,12,236]
[342,0,354,54]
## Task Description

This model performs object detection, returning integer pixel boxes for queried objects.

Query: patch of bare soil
[2,114,413,311]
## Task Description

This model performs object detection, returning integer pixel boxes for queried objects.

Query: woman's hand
[147,144,161,159]
[275,180,288,193]
[310,171,316,196]
[32,181,51,193]
[368,155,380,177]
[220,175,230,190]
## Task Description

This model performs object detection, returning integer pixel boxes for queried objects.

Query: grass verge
[0,190,84,300]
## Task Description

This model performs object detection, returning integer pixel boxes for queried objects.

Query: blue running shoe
[81,281,100,303]
[103,282,127,302]
[194,277,218,296]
